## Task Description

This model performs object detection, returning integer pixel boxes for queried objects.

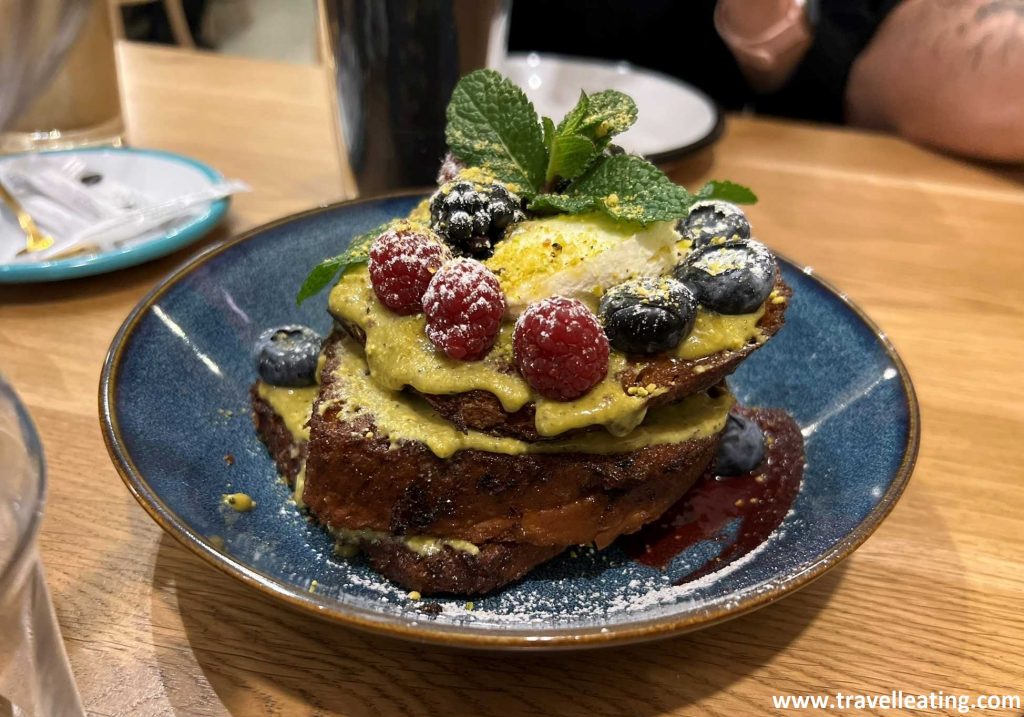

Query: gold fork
[0,180,54,253]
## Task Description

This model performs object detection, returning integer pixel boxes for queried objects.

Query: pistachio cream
[328,261,757,437]
[333,528,480,557]
[255,383,318,440]
[311,337,733,459]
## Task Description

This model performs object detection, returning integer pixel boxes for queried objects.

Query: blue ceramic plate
[0,147,229,283]
[100,194,918,649]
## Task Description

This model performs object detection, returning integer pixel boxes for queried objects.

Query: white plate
[0,147,228,283]
[503,53,723,161]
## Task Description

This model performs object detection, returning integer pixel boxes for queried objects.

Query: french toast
[252,389,564,593]
[305,333,727,547]
[249,69,796,596]
[253,334,730,593]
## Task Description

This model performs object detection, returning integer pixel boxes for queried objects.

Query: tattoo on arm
[975,0,1024,21]
[974,0,1024,69]
[918,0,1024,70]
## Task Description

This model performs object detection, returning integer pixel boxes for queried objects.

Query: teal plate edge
[0,146,229,283]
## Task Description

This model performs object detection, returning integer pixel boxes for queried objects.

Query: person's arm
[716,0,892,125]
[846,0,1024,162]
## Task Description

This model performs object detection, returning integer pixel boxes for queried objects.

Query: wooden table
[1,41,1022,716]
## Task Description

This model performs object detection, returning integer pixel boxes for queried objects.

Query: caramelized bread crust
[251,385,304,485]
[360,540,565,596]
[253,388,564,594]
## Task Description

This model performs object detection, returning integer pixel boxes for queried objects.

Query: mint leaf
[445,69,547,194]
[556,91,591,135]
[562,154,693,224]
[555,90,636,141]
[546,134,596,184]
[576,90,637,147]
[541,116,556,153]
[295,223,382,305]
[529,192,596,215]
[695,180,758,204]
[296,254,361,305]
[543,90,637,184]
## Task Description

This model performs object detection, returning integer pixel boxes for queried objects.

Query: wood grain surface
[1,42,1022,716]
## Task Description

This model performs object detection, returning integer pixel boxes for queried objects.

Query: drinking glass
[0,375,85,717]
[0,0,123,152]
[319,0,511,195]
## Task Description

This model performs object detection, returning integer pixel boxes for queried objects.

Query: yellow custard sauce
[675,305,766,360]
[486,213,681,313]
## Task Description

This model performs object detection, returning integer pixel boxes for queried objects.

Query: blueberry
[715,413,766,475]
[674,238,777,315]
[678,200,751,248]
[254,325,322,386]
[599,277,698,355]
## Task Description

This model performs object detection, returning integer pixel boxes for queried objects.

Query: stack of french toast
[251,71,790,596]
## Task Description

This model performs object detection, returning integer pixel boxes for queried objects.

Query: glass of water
[0,374,84,717]
[0,0,124,153]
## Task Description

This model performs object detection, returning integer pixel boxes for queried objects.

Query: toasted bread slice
[252,334,730,594]
[302,333,727,548]
[252,384,305,486]
[252,383,563,595]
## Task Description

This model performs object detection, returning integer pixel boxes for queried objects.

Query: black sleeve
[508,0,904,125]
[753,0,904,123]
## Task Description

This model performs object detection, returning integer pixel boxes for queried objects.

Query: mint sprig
[298,74,762,304]
[445,70,547,193]
[446,70,720,225]
[543,90,637,184]
[532,154,694,224]
[295,223,384,305]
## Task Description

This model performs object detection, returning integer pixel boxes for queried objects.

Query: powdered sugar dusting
[512,296,609,400]
[422,258,505,360]
[368,226,451,314]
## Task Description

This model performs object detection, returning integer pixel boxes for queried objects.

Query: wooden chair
[109,0,196,48]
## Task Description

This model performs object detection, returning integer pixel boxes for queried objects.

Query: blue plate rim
[0,146,230,283]
[99,191,920,650]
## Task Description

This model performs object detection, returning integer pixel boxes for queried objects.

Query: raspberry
[513,297,610,401]
[422,258,506,361]
[368,226,451,315]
